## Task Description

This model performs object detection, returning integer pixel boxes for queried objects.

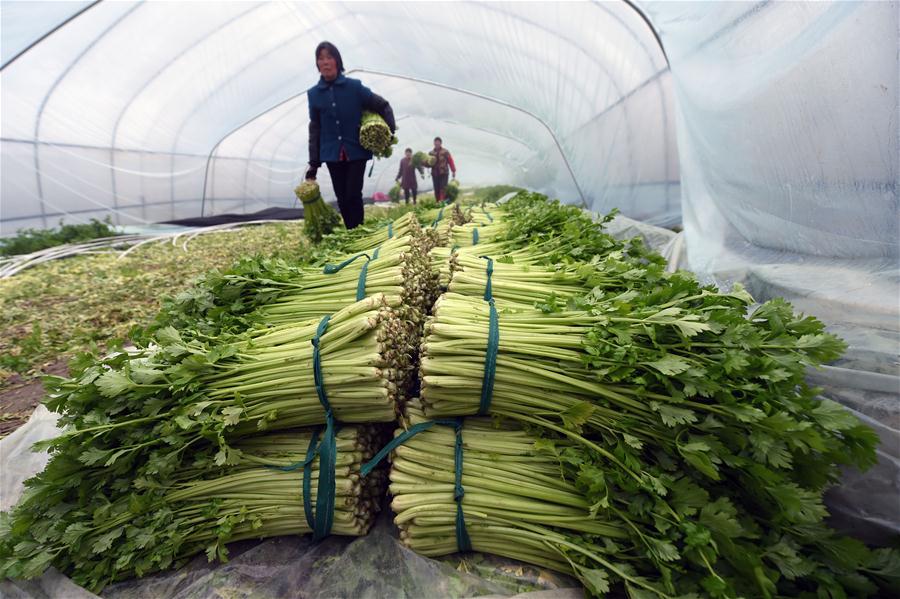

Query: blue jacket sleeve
[308,94,321,168]
[360,82,396,133]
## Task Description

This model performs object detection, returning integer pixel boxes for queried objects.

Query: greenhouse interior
[0,1,897,597]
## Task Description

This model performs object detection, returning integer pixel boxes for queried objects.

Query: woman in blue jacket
[305,41,396,229]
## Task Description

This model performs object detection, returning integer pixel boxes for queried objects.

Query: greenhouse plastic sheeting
[0,1,677,233]
[643,0,899,543]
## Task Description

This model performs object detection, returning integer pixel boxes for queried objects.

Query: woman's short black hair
[434,136,442,142]
[315,41,344,73]
[405,147,412,153]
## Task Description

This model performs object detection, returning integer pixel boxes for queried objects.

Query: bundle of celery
[447,253,589,308]
[450,202,468,225]
[414,204,456,246]
[0,425,388,591]
[148,226,441,340]
[445,179,460,202]
[411,151,433,169]
[466,201,499,226]
[391,402,637,587]
[449,221,506,248]
[445,250,665,308]
[460,191,663,268]
[418,291,896,596]
[389,182,402,203]
[345,212,428,252]
[0,296,410,588]
[359,111,396,158]
[256,234,440,327]
[296,181,342,243]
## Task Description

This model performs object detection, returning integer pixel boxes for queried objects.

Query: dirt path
[0,358,69,437]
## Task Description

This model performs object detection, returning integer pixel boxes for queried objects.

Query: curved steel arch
[109,2,267,216]
[189,8,637,215]
[166,9,352,208]
[352,2,639,181]
[194,0,688,216]
[4,0,687,223]
[172,0,631,182]
[31,1,142,228]
[0,1,104,71]
[242,99,309,204]
[590,0,672,207]
[200,68,587,215]
[619,0,670,66]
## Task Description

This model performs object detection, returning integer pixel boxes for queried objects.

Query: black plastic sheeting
[161,207,305,227]
[161,199,382,228]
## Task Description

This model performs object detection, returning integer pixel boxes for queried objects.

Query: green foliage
[0,218,120,256]
[389,182,402,203]
[468,184,523,203]
[422,191,897,598]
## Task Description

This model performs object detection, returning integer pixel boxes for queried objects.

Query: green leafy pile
[0,293,410,590]
[0,425,387,589]
[389,182,402,203]
[0,202,451,590]
[411,192,899,597]
[0,218,121,257]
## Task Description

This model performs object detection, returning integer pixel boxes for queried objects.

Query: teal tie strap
[310,315,336,540]
[360,417,471,552]
[323,252,370,274]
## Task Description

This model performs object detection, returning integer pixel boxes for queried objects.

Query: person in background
[428,137,456,202]
[305,41,396,229]
[395,147,425,204]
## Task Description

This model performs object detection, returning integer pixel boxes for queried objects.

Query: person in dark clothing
[304,41,396,229]
[395,147,425,204]
[427,137,456,202]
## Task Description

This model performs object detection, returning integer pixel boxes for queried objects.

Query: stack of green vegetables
[295,181,342,243]
[359,111,397,158]
[0,289,413,589]
[256,234,440,327]
[0,425,387,590]
[409,194,899,597]
[145,219,442,341]
[345,211,429,252]
[392,401,623,575]
[466,201,499,225]
[0,195,464,590]
[2,189,896,598]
